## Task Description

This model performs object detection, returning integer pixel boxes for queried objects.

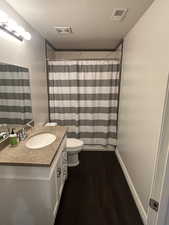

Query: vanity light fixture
[0,10,31,41]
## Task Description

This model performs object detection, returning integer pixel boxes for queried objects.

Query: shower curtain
[48,60,120,146]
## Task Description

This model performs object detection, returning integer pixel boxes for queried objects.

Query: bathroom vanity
[0,126,67,225]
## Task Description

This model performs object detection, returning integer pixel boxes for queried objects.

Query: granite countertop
[0,126,66,167]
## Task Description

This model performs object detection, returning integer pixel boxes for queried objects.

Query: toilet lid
[66,138,84,149]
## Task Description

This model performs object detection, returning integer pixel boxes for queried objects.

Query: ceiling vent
[55,26,72,34]
[112,8,128,21]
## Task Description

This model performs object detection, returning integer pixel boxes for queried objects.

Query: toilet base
[67,151,80,167]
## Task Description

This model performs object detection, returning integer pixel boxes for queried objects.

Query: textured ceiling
[6,0,154,49]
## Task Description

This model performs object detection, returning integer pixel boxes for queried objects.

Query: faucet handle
[18,128,27,141]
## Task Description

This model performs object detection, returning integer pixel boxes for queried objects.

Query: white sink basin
[25,133,56,149]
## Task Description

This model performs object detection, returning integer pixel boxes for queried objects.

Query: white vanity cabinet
[0,136,68,225]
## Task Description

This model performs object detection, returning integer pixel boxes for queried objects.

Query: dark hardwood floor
[55,151,143,225]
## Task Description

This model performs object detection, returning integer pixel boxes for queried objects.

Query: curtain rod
[47,58,120,61]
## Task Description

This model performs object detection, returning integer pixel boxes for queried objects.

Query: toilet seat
[66,138,83,152]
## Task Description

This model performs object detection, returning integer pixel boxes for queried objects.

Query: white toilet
[66,138,84,167]
[45,123,84,167]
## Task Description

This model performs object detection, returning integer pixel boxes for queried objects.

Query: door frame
[147,74,169,225]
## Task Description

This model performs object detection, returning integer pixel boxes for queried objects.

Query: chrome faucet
[26,120,34,128]
[18,128,27,141]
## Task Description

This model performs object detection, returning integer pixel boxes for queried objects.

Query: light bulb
[16,26,25,36]
[0,10,8,24]
[6,19,18,31]
[23,32,31,40]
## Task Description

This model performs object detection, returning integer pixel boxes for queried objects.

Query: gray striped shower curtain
[48,60,120,146]
[0,64,32,124]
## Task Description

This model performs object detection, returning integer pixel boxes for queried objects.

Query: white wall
[117,0,169,220]
[0,0,48,124]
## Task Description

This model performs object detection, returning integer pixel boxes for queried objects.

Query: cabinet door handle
[57,168,61,177]
[63,170,67,176]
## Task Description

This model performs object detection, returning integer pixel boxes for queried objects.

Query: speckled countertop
[0,126,66,167]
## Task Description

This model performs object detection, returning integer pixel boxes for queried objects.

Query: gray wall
[46,43,56,61]
[0,0,48,125]
[164,199,169,225]
[53,50,121,60]
[118,0,169,218]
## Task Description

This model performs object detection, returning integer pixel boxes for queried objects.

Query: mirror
[0,63,32,126]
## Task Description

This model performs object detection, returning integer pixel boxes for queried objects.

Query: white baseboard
[115,148,147,225]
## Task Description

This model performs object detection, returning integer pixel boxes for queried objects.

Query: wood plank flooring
[55,151,143,225]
